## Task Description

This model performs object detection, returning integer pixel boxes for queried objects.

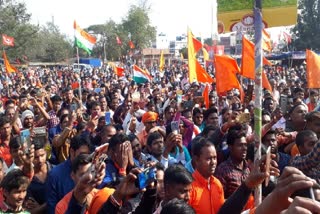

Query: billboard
[217,0,297,33]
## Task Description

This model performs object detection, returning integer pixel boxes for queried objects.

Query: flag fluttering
[116,36,122,45]
[306,49,320,88]
[187,28,214,84]
[73,21,96,54]
[114,66,125,77]
[202,48,209,61]
[2,34,14,47]
[214,54,244,101]
[159,50,165,72]
[262,29,272,52]
[203,84,210,109]
[128,41,135,49]
[2,51,18,73]
[133,65,152,84]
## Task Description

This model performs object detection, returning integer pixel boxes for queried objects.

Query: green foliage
[292,0,320,50]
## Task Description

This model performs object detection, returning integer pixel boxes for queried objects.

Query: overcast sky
[25,0,213,39]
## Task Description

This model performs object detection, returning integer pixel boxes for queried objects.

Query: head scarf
[142,111,158,123]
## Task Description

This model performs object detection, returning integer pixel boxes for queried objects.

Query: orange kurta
[189,170,225,214]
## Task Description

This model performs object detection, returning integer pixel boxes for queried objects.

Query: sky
[25,0,214,40]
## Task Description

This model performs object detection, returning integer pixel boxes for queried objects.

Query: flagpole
[76,47,82,106]
[254,0,263,206]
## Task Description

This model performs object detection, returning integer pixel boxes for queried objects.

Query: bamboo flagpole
[254,0,263,206]
[76,47,82,104]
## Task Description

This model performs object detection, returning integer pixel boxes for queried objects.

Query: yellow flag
[159,50,165,72]
[203,48,209,61]
[180,53,184,60]
[188,28,197,83]
[3,51,17,73]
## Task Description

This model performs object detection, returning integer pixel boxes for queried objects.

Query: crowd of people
[0,62,319,214]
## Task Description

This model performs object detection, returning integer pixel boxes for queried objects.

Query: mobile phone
[20,129,31,154]
[70,103,77,112]
[236,112,251,124]
[136,167,156,189]
[94,88,102,93]
[291,185,320,201]
[280,95,288,114]
[171,121,180,135]
[177,94,183,104]
[33,127,47,142]
[92,111,98,119]
[87,143,109,180]
[105,112,111,125]
[265,146,271,186]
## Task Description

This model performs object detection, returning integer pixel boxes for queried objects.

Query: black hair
[0,169,29,192]
[160,198,195,214]
[147,131,163,146]
[288,103,306,115]
[128,134,139,143]
[88,101,101,111]
[226,130,246,145]
[59,114,69,123]
[0,116,11,127]
[50,95,62,103]
[296,130,317,148]
[192,107,203,117]
[201,125,217,138]
[33,139,45,151]
[57,108,69,118]
[4,99,15,106]
[164,164,193,187]
[203,107,218,120]
[19,93,28,100]
[193,140,215,158]
[262,130,277,143]
[9,136,22,150]
[220,107,230,116]
[109,133,129,151]
[155,162,165,172]
[293,87,304,94]
[305,111,320,122]
[70,135,92,152]
[71,154,92,174]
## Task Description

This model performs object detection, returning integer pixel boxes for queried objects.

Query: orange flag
[114,66,125,77]
[2,51,17,73]
[128,41,135,49]
[188,28,214,83]
[306,49,320,88]
[203,84,210,109]
[262,71,272,92]
[215,55,244,101]
[262,29,272,52]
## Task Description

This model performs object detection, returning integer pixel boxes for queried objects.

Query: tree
[121,4,156,51]
[0,0,39,59]
[291,0,320,50]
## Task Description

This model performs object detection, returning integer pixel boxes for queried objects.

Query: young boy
[0,169,30,213]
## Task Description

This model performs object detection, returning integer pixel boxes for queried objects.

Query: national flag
[159,50,165,72]
[2,51,18,73]
[114,66,125,77]
[116,36,122,45]
[262,29,272,52]
[306,49,320,88]
[133,65,152,84]
[203,48,209,61]
[203,84,210,109]
[129,41,135,49]
[188,28,214,83]
[73,21,97,54]
[214,54,244,101]
[2,34,14,47]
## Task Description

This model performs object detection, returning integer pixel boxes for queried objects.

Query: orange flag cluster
[187,29,214,84]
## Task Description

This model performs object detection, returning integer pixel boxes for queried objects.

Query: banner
[217,0,297,33]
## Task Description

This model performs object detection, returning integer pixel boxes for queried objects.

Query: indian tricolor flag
[74,21,96,54]
[133,65,152,84]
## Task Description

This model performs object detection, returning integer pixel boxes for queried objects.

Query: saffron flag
[306,49,320,88]
[203,48,210,61]
[203,84,210,109]
[262,29,272,52]
[133,65,152,84]
[215,55,244,101]
[2,34,14,47]
[262,71,273,92]
[114,66,125,77]
[73,21,96,54]
[188,28,214,83]
[2,51,17,73]
[129,41,135,49]
[159,50,165,72]
[241,36,272,79]
[116,36,122,45]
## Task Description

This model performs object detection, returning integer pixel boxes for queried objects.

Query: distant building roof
[142,48,170,56]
